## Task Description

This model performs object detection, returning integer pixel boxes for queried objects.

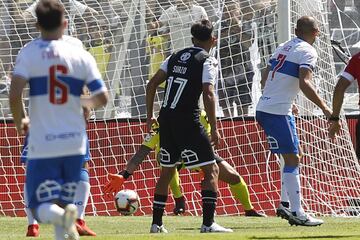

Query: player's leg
[21,135,40,237]
[182,125,232,233]
[59,155,86,239]
[74,161,96,236]
[256,111,323,226]
[24,182,40,237]
[26,156,81,240]
[169,168,186,215]
[216,157,266,217]
[150,165,176,233]
[276,154,292,219]
[150,119,179,233]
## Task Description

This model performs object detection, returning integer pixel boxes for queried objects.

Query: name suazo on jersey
[256,37,318,115]
[13,36,106,159]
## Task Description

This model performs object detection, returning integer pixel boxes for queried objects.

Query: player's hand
[103,173,125,194]
[16,117,30,135]
[321,106,332,119]
[210,129,221,148]
[292,104,299,116]
[146,117,158,132]
[328,120,341,139]
[82,106,91,121]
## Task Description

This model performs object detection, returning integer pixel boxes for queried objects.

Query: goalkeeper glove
[103,170,131,194]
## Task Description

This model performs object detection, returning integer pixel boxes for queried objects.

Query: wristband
[119,170,132,180]
[329,116,340,121]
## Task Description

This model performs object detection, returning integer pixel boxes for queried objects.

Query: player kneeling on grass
[23,138,96,237]
[9,0,108,239]
[256,16,331,226]
[103,110,266,217]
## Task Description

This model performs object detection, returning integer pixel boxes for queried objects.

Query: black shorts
[158,116,216,169]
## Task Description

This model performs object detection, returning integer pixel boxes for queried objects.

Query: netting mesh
[0,0,360,217]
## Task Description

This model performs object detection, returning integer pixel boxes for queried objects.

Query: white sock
[55,225,64,240]
[279,156,290,204]
[283,166,305,216]
[280,177,290,203]
[74,180,90,219]
[36,203,64,225]
[24,183,38,225]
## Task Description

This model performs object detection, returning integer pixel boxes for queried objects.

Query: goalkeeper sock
[169,170,183,199]
[229,176,253,211]
[202,190,217,227]
[152,194,167,226]
[74,168,90,220]
[24,183,38,225]
[283,166,305,216]
[36,203,64,225]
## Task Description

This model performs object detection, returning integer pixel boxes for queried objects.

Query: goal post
[0,0,360,218]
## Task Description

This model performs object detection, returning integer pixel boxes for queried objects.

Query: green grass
[1,216,360,240]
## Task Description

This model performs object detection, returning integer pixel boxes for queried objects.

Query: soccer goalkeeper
[103,111,266,217]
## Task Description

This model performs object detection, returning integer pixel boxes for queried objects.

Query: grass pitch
[1,216,360,240]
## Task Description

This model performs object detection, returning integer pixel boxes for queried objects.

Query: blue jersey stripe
[270,60,300,78]
[87,79,105,93]
[29,76,85,97]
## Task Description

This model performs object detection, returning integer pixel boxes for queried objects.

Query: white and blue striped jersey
[13,36,106,159]
[256,37,318,115]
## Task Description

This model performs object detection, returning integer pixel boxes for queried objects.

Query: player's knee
[228,172,241,185]
[79,168,89,182]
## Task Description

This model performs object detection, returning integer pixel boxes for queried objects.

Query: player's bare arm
[145,69,166,130]
[80,91,108,109]
[329,76,351,139]
[203,83,220,147]
[299,67,331,118]
[9,75,29,135]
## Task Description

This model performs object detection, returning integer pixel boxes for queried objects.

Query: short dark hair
[35,0,65,31]
[191,19,213,42]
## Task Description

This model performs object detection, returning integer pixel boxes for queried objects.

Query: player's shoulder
[61,35,84,49]
[17,38,42,56]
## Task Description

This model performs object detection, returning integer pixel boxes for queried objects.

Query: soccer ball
[114,189,140,215]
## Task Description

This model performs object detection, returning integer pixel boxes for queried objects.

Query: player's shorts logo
[36,180,61,202]
[181,149,199,164]
[266,136,279,150]
[61,182,78,202]
[159,148,171,163]
[180,52,191,62]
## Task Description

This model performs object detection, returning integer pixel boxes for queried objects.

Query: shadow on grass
[251,235,360,239]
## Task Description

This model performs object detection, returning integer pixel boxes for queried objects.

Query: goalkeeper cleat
[150,224,168,233]
[76,219,96,236]
[288,213,324,227]
[103,173,125,194]
[200,222,233,233]
[276,203,292,220]
[26,224,40,237]
[245,209,267,217]
[173,196,186,215]
[63,204,79,240]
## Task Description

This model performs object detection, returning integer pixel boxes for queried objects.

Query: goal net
[1,0,360,217]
